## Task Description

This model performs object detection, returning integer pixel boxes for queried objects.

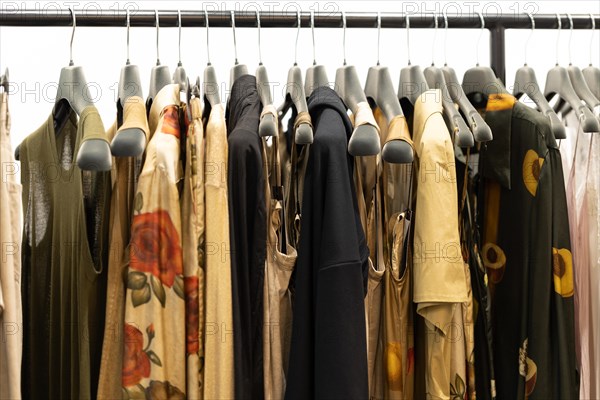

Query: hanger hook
[524,12,535,66]
[555,13,562,66]
[431,11,438,66]
[257,10,262,65]
[443,9,449,66]
[590,13,596,66]
[406,13,411,65]
[69,7,75,66]
[376,12,381,66]
[311,10,316,65]
[178,10,183,66]
[155,10,161,66]
[567,13,573,65]
[125,9,131,65]
[205,10,211,65]
[342,11,347,66]
[231,11,238,65]
[294,11,301,66]
[476,11,485,66]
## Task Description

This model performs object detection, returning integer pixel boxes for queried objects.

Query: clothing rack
[1,10,599,84]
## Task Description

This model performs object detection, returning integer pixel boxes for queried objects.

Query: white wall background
[1,0,599,153]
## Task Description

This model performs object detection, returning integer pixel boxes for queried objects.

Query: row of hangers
[9,10,600,171]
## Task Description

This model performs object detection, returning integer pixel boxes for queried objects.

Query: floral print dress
[122,85,186,399]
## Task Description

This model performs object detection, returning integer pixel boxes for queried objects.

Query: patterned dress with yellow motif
[477,93,578,399]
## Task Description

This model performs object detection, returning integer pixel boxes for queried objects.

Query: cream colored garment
[182,97,205,399]
[412,90,469,400]
[0,91,22,400]
[203,103,235,400]
[121,84,186,397]
[354,101,381,133]
[97,96,148,400]
[560,110,600,400]
[262,132,297,400]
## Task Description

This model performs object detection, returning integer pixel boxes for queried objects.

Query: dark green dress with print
[20,107,110,399]
[476,94,578,399]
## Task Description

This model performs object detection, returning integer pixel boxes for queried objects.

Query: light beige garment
[263,131,297,400]
[412,89,468,304]
[412,90,469,400]
[97,96,148,400]
[0,91,22,400]
[121,85,186,397]
[203,103,235,400]
[182,97,205,399]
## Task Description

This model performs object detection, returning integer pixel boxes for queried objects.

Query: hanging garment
[358,176,385,400]
[411,89,471,400]
[182,96,205,398]
[456,154,496,400]
[560,110,599,400]
[262,132,297,400]
[561,111,590,400]
[351,109,384,399]
[226,74,267,399]
[478,93,577,399]
[586,135,600,400]
[371,108,415,400]
[278,108,310,250]
[122,84,186,398]
[381,211,414,399]
[97,95,148,400]
[20,106,110,399]
[285,86,369,400]
[0,90,22,400]
[203,101,235,400]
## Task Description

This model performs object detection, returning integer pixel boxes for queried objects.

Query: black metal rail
[1,10,599,83]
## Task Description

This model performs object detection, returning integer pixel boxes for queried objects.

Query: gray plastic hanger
[305,11,330,96]
[279,11,313,144]
[172,10,188,95]
[229,11,248,90]
[442,11,492,142]
[423,12,474,147]
[147,10,172,105]
[544,14,599,133]
[364,12,413,162]
[254,11,278,137]
[583,14,600,100]
[0,68,8,93]
[398,13,428,106]
[111,8,146,157]
[55,8,111,171]
[565,14,600,112]
[462,12,507,99]
[513,12,566,139]
[202,10,221,107]
[335,11,381,156]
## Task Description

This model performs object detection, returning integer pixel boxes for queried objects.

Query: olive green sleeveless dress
[20,107,111,399]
